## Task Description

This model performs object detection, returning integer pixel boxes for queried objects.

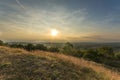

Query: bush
[48,47,59,52]
[24,44,35,51]
[0,40,4,45]
[97,46,114,58]
[83,49,99,61]
[35,44,47,51]
[72,50,84,57]
[9,44,25,49]
[9,44,18,48]
[115,52,120,60]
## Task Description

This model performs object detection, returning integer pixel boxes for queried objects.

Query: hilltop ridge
[0,46,120,80]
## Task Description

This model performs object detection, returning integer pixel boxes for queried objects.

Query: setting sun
[51,29,58,37]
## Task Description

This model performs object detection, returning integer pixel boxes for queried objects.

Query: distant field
[0,46,120,80]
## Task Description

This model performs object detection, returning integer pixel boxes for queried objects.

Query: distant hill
[0,46,120,80]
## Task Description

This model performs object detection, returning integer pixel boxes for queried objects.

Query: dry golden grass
[0,46,28,53]
[33,51,120,80]
[0,46,120,80]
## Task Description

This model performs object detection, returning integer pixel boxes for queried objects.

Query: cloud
[16,0,25,9]
[82,34,120,42]
[0,5,90,41]
[2,1,119,42]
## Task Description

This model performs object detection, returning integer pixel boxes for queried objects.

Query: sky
[0,0,120,42]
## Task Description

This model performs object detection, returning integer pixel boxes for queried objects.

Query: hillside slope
[0,46,120,80]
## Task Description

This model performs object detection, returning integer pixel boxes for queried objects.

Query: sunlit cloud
[0,0,120,42]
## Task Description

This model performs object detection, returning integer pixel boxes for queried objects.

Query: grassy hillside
[0,46,120,80]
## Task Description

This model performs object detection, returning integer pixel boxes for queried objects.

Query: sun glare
[51,29,58,37]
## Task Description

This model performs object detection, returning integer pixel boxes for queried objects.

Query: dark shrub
[35,44,47,51]
[83,49,99,62]
[72,50,84,57]
[48,47,59,52]
[25,44,35,51]
[0,40,4,45]
[115,52,120,60]
[17,44,25,48]
[97,46,114,58]
[9,44,25,49]
[9,44,18,48]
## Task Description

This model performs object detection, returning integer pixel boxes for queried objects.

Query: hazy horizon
[0,0,120,42]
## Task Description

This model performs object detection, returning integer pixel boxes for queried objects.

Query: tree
[60,42,74,55]
[0,40,3,45]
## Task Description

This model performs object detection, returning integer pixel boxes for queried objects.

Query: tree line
[0,40,120,69]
